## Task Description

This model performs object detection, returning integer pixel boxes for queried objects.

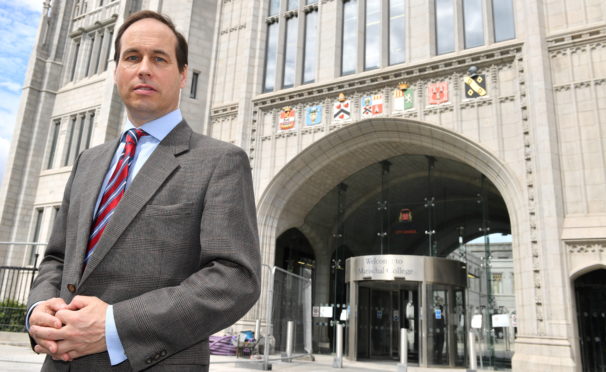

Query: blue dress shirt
[102,109,183,365]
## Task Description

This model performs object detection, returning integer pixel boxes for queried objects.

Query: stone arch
[570,262,606,281]
[257,118,527,269]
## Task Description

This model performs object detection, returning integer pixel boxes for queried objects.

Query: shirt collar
[123,109,183,142]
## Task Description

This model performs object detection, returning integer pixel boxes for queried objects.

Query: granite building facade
[1,0,605,370]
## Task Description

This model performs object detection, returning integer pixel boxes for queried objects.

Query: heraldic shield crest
[360,94,384,118]
[393,83,414,112]
[279,106,296,130]
[305,105,322,126]
[428,81,449,105]
[333,93,351,123]
[464,74,487,98]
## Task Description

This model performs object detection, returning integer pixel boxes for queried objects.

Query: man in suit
[26,10,261,371]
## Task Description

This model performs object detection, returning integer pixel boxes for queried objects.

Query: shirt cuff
[106,305,128,365]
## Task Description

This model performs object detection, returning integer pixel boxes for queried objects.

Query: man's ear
[180,65,188,89]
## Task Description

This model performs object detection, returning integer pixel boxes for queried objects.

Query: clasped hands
[28,296,108,361]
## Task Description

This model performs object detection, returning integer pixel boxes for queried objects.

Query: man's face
[114,18,187,126]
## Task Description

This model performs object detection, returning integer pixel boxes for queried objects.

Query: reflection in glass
[365,0,381,70]
[288,0,298,11]
[283,17,299,88]
[389,0,405,65]
[463,0,484,48]
[341,0,357,75]
[370,289,391,356]
[435,0,455,55]
[454,289,466,366]
[303,10,318,83]
[493,0,515,41]
[269,0,280,16]
[263,22,279,92]
[428,285,449,366]
[306,0,318,3]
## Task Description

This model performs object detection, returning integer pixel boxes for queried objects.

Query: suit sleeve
[27,154,81,309]
[26,154,81,349]
[113,147,261,371]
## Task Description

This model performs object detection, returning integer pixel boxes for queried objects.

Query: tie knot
[124,128,147,144]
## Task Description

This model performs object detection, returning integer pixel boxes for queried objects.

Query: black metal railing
[0,265,38,332]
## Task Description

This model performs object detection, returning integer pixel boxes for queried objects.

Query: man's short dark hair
[113,10,188,72]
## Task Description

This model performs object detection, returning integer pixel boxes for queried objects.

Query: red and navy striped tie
[85,128,147,265]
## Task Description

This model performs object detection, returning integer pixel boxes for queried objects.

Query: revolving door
[346,255,467,368]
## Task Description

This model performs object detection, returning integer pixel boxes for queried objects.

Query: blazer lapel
[80,121,192,284]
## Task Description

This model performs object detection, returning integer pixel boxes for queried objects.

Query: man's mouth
[133,84,156,92]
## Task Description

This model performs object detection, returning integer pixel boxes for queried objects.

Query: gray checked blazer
[27,121,261,371]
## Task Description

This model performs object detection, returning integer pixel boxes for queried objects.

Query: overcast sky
[0,0,42,184]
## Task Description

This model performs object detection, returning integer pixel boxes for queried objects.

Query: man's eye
[125,55,139,61]
[154,56,166,62]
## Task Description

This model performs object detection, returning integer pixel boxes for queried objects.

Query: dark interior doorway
[575,269,606,372]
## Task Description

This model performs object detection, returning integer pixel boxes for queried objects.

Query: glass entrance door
[401,288,420,363]
[357,283,420,362]
[428,285,449,366]
[370,289,391,358]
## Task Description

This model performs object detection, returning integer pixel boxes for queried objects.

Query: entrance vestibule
[346,255,467,368]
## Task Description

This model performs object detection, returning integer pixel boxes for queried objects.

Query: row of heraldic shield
[278,75,487,130]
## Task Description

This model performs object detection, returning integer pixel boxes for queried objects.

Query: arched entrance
[257,118,526,367]
[574,269,606,372]
[275,228,315,276]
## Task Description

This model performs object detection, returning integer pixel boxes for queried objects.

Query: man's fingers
[54,309,75,325]
[32,337,58,354]
[66,295,94,310]
[34,344,52,355]
[29,311,62,329]
[46,298,68,312]
[30,325,66,343]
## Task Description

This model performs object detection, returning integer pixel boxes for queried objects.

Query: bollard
[467,331,477,372]
[285,320,294,362]
[396,328,407,372]
[332,323,343,368]
[255,319,261,342]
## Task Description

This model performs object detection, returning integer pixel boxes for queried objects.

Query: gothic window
[85,34,96,76]
[70,39,81,81]
[463,0,484,48]
[492,0,515,42]
[263,0,320,92]
[302,7,318,83]
[389,0,406,65]
[263,21,279,92]
[29,208,44,265]
[364,0,381,70]
[190,71,200,99]
[283,15,299,88]
[435,0,455,54]
[341,0,358,75]
[46,120,61,169]
[63,111,95,166]
[435,0,515,55]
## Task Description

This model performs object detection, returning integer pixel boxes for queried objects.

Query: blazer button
[66,284,76,293]
[160,350,167,357]
[153,354,160,360]
[145,358,152,364]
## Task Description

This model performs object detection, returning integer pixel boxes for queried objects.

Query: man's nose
[137,56,152,77]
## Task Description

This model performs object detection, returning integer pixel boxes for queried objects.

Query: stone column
[511,0,575,370]
[314,250,333,351]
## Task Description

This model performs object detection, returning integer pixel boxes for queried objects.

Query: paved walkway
[0,332,483,371]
